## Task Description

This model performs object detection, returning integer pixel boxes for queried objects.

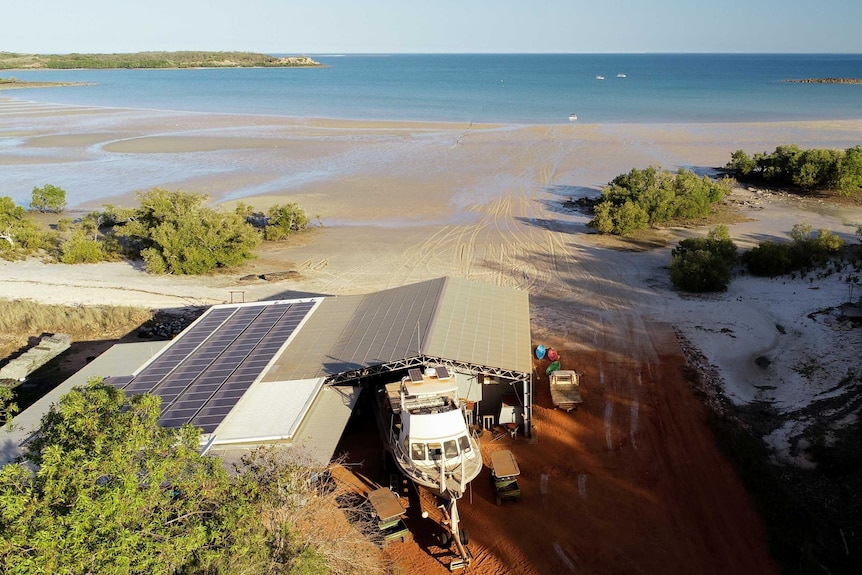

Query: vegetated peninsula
[783,77,862,84]
[0,51,322,70]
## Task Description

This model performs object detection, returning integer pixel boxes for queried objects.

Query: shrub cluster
[589,167,730,235]
[1,188,311,274]
[670,226,738,292]
[742,224,845,277]
[0,197,57,260]
[0,382,383,575]
[726,145,862,195]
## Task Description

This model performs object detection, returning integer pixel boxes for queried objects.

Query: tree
[29,184,67,213]
[728,145,862,196]
[0,385,17,427]
[742,223,844,276]
[669,226,737,292]
[588,167,729,236]
[0,381,268,575]
[0,381,385,575]
[0,196,54,260]
[59,230,108,264]
[264,203,309,241]
[726,149,756,176]
[837,146,862,194]
[115,189,261,275]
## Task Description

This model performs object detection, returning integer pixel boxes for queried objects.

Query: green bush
[29,183,67,213]
[726,145,862,195]
[742,241,793,276]
[588,167,730,236]
[743,223,845,276]
[264,202,309,241]
[60,231,108,264]
[0,196,54,260]
[670,226,737,292]
[113,189,261,275]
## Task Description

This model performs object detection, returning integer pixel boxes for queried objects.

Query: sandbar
[1,95,861,574]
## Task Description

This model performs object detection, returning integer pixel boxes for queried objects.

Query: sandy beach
[2,96,861,573]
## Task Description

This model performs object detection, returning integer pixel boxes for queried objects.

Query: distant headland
[783,78,862,84]
[0,51,323,70]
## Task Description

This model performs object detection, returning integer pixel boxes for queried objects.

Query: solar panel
[434,366,450,379]
[104,375,133,388]
[188,300,315,432]
[408,368,424,382]
[115,300,315,433]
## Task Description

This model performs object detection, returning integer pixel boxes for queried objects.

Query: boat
[376,365,482,500]
[568,113,578,121]
[596,75,605,80]
[375,365,481,569]
[616,73,627,78]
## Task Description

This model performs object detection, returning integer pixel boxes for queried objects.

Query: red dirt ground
[337,321,777,575]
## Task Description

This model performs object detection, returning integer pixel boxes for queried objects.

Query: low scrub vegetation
[670,223,858,293]
[112,189,263,274]
[0,197,59,260]
[726,144,862,196]
[0,381,384,575]
[0,299,153,359]
[589,167,731,236]
[670,226,738,292]
[0,188,312,275]
[742,224,845,277]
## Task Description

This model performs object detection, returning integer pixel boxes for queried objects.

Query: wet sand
[2,96,862,573]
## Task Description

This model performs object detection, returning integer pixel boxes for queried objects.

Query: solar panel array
[109,301,315,433]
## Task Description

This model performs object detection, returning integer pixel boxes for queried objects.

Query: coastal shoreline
[1,97,861,574]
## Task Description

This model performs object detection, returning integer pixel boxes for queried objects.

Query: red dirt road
[343,321,777,575]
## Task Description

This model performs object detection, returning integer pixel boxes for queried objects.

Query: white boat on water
[596,75,605,80]
[568,113,578,121]
[376,366,482,500]
[616,73,627,78]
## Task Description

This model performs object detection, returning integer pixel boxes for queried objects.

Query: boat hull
[374,379,482,500]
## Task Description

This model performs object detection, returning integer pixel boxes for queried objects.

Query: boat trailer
[437,497,472,571]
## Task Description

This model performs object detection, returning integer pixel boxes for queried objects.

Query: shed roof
[7,277,530,467]
[264,276,532,382]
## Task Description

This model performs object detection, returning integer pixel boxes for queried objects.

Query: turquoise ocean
[7,53,862,124]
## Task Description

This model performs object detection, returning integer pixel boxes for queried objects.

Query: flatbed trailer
[368,488,411,545]
[489,449,521,505]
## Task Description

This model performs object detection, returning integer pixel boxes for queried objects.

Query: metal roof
[6,277,530,466]
[425,277,532,374]
[264,277,532,382]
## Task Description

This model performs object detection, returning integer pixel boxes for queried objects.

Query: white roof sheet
[211,377,324,443]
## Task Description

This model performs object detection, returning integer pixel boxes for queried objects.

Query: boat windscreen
[411,442,426,460]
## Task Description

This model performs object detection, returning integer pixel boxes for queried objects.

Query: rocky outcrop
[275,56,322,67]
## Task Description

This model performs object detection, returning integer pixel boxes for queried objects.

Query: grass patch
[0,299,152,359]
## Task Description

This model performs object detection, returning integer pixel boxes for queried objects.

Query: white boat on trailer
[376,365,482,569]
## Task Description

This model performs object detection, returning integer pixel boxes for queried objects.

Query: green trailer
[368,487,411,545]
[489,450,521,505]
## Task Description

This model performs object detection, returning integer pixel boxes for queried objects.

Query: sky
[4,0,861,54]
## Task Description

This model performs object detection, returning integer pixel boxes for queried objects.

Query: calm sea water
[7,54,862,124]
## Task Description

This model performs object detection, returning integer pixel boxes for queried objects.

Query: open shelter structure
[2,277,532,466]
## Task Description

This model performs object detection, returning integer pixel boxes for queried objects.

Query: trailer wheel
[459,528,470,546]
[437,532,451,547]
